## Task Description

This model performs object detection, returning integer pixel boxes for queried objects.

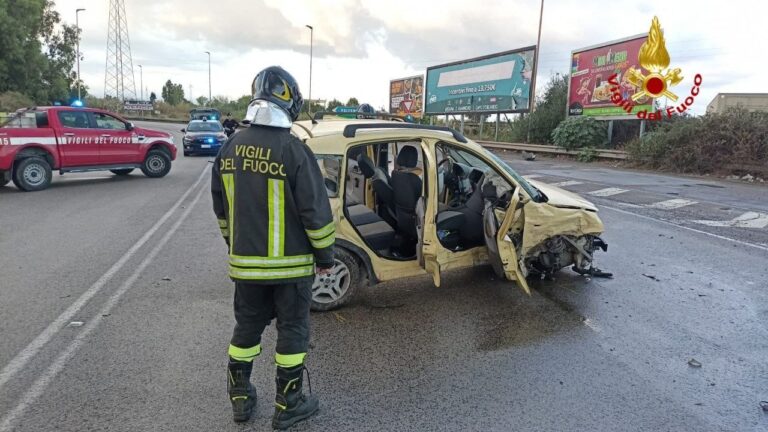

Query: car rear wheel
[311,248,362,312]
[140,150,171,178]
[110,168,134,176]
[12,157,52,191]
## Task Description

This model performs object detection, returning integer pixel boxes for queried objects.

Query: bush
[0,91,35,112]
[626,108,768,175]
[576,147,597,162]
[552,117,607,150]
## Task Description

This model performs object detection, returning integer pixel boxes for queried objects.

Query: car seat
[356,154,395,222]
[390,146,422,255]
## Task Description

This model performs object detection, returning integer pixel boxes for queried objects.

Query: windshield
[187,122,223,132]
[484,149,544,202]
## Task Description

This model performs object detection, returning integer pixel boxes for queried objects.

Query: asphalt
[0,123,766,431]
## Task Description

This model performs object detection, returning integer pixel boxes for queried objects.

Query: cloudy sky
[55,0,765,114]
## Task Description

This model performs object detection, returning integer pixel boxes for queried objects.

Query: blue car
[181,120,227,156]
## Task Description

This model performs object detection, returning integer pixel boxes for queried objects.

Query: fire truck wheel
[12,157,52,192]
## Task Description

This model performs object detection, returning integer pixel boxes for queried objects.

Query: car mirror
[126,122,135,131]
[180,128,186,133]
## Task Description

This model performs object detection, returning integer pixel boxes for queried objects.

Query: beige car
[292,117,608,311]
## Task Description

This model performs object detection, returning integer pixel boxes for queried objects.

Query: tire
[183,150,190,157]
[311,248,362,312]
[140,150,171,178]
[12,157,52,191]
[110,168,134,176]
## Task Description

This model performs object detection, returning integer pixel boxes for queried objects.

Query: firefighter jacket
[211,125,335,283]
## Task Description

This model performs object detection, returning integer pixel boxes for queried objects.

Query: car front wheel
[311,248,362,311]
[140,150,171,178]
[12,157,52,191]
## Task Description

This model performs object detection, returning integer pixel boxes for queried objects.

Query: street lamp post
[526,0,544,143]
[305,25,313,114]
[75,8,85,100]
[138,64,143,101]
[204,51,211,105]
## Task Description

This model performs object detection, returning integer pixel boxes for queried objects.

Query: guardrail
[476,140,628,160]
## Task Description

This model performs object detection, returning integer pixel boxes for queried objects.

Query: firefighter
[211,66,335,429]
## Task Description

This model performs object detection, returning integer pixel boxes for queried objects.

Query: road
[0,122,766,431]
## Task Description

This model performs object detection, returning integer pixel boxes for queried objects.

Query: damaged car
[291,116,609,311]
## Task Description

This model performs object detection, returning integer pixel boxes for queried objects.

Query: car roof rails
[311,111,406,124]
[342,123,468,143]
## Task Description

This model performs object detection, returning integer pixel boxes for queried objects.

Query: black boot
[272,365,319,430]
[228,360,256,423]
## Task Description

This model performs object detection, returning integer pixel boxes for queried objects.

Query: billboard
[424,46,535,115]
[567,35,653,118]
[123,100,153,111]
[389,75,424,118]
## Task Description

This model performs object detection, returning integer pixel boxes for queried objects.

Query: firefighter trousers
[228,280,313,368]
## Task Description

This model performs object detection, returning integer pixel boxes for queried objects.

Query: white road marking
[694,212,768,229]
[0,181,208,432]
[0,164,209,392]
[587,187,628,197]
[601,205,768,252]
[550,180,582,187]
[523,174,543,179]
[646,198,698,210]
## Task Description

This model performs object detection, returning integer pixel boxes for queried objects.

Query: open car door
[483,186,531,295]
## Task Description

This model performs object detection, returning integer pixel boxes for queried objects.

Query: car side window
[57,111,90,129]
[438,143,515,205]
[92,112,126,130]
[315,154,342,198]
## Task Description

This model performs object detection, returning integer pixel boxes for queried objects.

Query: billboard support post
[607,120,614,145]
[639,120,646,137]
[480,116,484,138]
[460,114,465,135]
[495,113,500,141]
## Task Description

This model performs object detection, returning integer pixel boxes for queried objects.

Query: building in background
[706,93,768,113]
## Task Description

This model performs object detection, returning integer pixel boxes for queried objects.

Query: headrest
[397,146,418,168]
[356,154,376,178]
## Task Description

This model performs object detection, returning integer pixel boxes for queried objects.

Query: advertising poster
[424,47,535,114]
[389,75,424,118]
[567,35,653,118]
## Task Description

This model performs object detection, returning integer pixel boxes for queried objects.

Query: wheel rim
[147,155,165,173]
[312,259,351,304]
[22,163,46,186]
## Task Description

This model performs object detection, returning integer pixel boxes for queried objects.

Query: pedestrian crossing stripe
[587,187,628,197]
[646,198,697,209]
[523,174,543,179]
[694,212,768,229]
[550,180,582,187]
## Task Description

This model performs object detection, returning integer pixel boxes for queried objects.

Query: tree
[0,0,80,104]
[161,80,185,105]
[345,97,359,107]
[327,98,342,111]
[196,96,209,106]
[149,92,157,104]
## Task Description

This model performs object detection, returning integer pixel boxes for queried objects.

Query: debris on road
[333,312,347,323]
[67,321,84,328]
[522,150,536,161]
[687,358,702,368]
[759,401,768,412]
[642,274,660,282]
[161,276,172,281]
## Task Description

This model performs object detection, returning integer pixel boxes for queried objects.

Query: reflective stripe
[267,179,285,257]
[217,218,227,228]
[305,222,335,240]
[229,254,313,268]
[309,232,335,249]
[275,352,306,368]
[8,137,57,146]
[229,266,314,280]
[228,344,261,362]
[222,174,235,254]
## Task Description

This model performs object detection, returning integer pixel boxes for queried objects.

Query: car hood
[134,127,171,138]
[184,131,224,137]
[526,179,598,212]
